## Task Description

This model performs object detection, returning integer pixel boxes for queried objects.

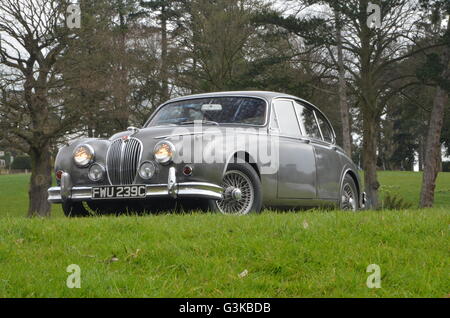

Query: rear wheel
[340,175,359,211]
[209,163,262,214]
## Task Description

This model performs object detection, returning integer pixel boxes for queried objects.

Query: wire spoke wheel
[216,170,255,215]
[341,183,356,211]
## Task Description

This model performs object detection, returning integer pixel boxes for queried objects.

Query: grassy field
[0,172,448,297]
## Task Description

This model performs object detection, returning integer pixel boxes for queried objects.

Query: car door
[272,99,316,199]
[294,101,341,200]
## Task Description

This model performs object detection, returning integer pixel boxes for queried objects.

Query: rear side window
[294,103,322,140]
[273,100,301,137]
[316,112,334,143]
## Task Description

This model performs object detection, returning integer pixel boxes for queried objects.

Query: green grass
[376,171,450,208]
[0,174,64,218]
[0,172,448,297]
[0,210,448,297]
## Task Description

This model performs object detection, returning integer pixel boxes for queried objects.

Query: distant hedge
[443,161,450,172]
[11,156,32,170]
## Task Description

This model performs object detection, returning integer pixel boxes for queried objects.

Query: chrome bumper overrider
[361,192,367,209]
[48,167,223,203]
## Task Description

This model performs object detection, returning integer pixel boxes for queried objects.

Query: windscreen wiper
[178,120,219,126]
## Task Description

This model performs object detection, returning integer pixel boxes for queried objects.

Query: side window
[316,112,334,143]
[273,100,301,136]
[294,103,322,140]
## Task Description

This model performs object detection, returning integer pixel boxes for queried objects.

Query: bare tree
[420,13,450,207]
[0,0,80,216]
[331,0,446,208]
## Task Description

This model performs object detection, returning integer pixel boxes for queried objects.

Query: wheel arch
[341,168,360,199]
[224,151,261,180]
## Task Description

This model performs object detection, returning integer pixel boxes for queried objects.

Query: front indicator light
[56,170,63,180]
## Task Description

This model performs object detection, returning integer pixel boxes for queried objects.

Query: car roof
[166,91,299,103]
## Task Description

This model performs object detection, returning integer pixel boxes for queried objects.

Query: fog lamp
[139,161,156,180]
[88,163,105,182]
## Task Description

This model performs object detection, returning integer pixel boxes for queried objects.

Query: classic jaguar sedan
[48,91,365,216]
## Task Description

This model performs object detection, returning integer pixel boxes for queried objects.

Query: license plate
[92,185,147,199]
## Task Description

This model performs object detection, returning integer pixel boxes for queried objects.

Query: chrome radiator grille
[106,137,142,185]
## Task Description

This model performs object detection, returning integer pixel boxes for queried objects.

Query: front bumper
[48,167,223,203]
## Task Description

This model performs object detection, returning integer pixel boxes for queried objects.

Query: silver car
[48,91,365,216]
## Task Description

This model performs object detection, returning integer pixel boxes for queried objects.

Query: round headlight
[73,144,94,167]
[154,141,175,165]
[88,163,105,182]
[139,161,156,180]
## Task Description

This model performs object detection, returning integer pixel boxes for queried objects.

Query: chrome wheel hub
[217,170,254,215]
[231,188,242,201]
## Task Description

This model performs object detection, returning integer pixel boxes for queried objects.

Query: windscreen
[146,97,267,127]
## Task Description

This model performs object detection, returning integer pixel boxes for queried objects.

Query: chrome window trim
[271,98,303,138]
[315,110,336,144]
[313,109,325,142]
[282,97,337,145]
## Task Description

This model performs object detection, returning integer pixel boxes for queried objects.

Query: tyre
[340,174,359,211]
[62,201,91,217]
[209,163,262,214]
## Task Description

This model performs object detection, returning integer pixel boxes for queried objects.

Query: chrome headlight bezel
[73,144,95,168]
[153,140,175,165]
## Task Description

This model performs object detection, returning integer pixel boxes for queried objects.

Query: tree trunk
[118,9,129,130]
[335,10,352,156]
[419,22,450,208]
[28,144,52,217]
[160,6,169,102]
[362,112,380,208]
[419,89,448,207]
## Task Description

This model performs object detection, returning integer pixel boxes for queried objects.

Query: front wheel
[209,163,262,215]
[62,201,91,217]
[340,174,359,211]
